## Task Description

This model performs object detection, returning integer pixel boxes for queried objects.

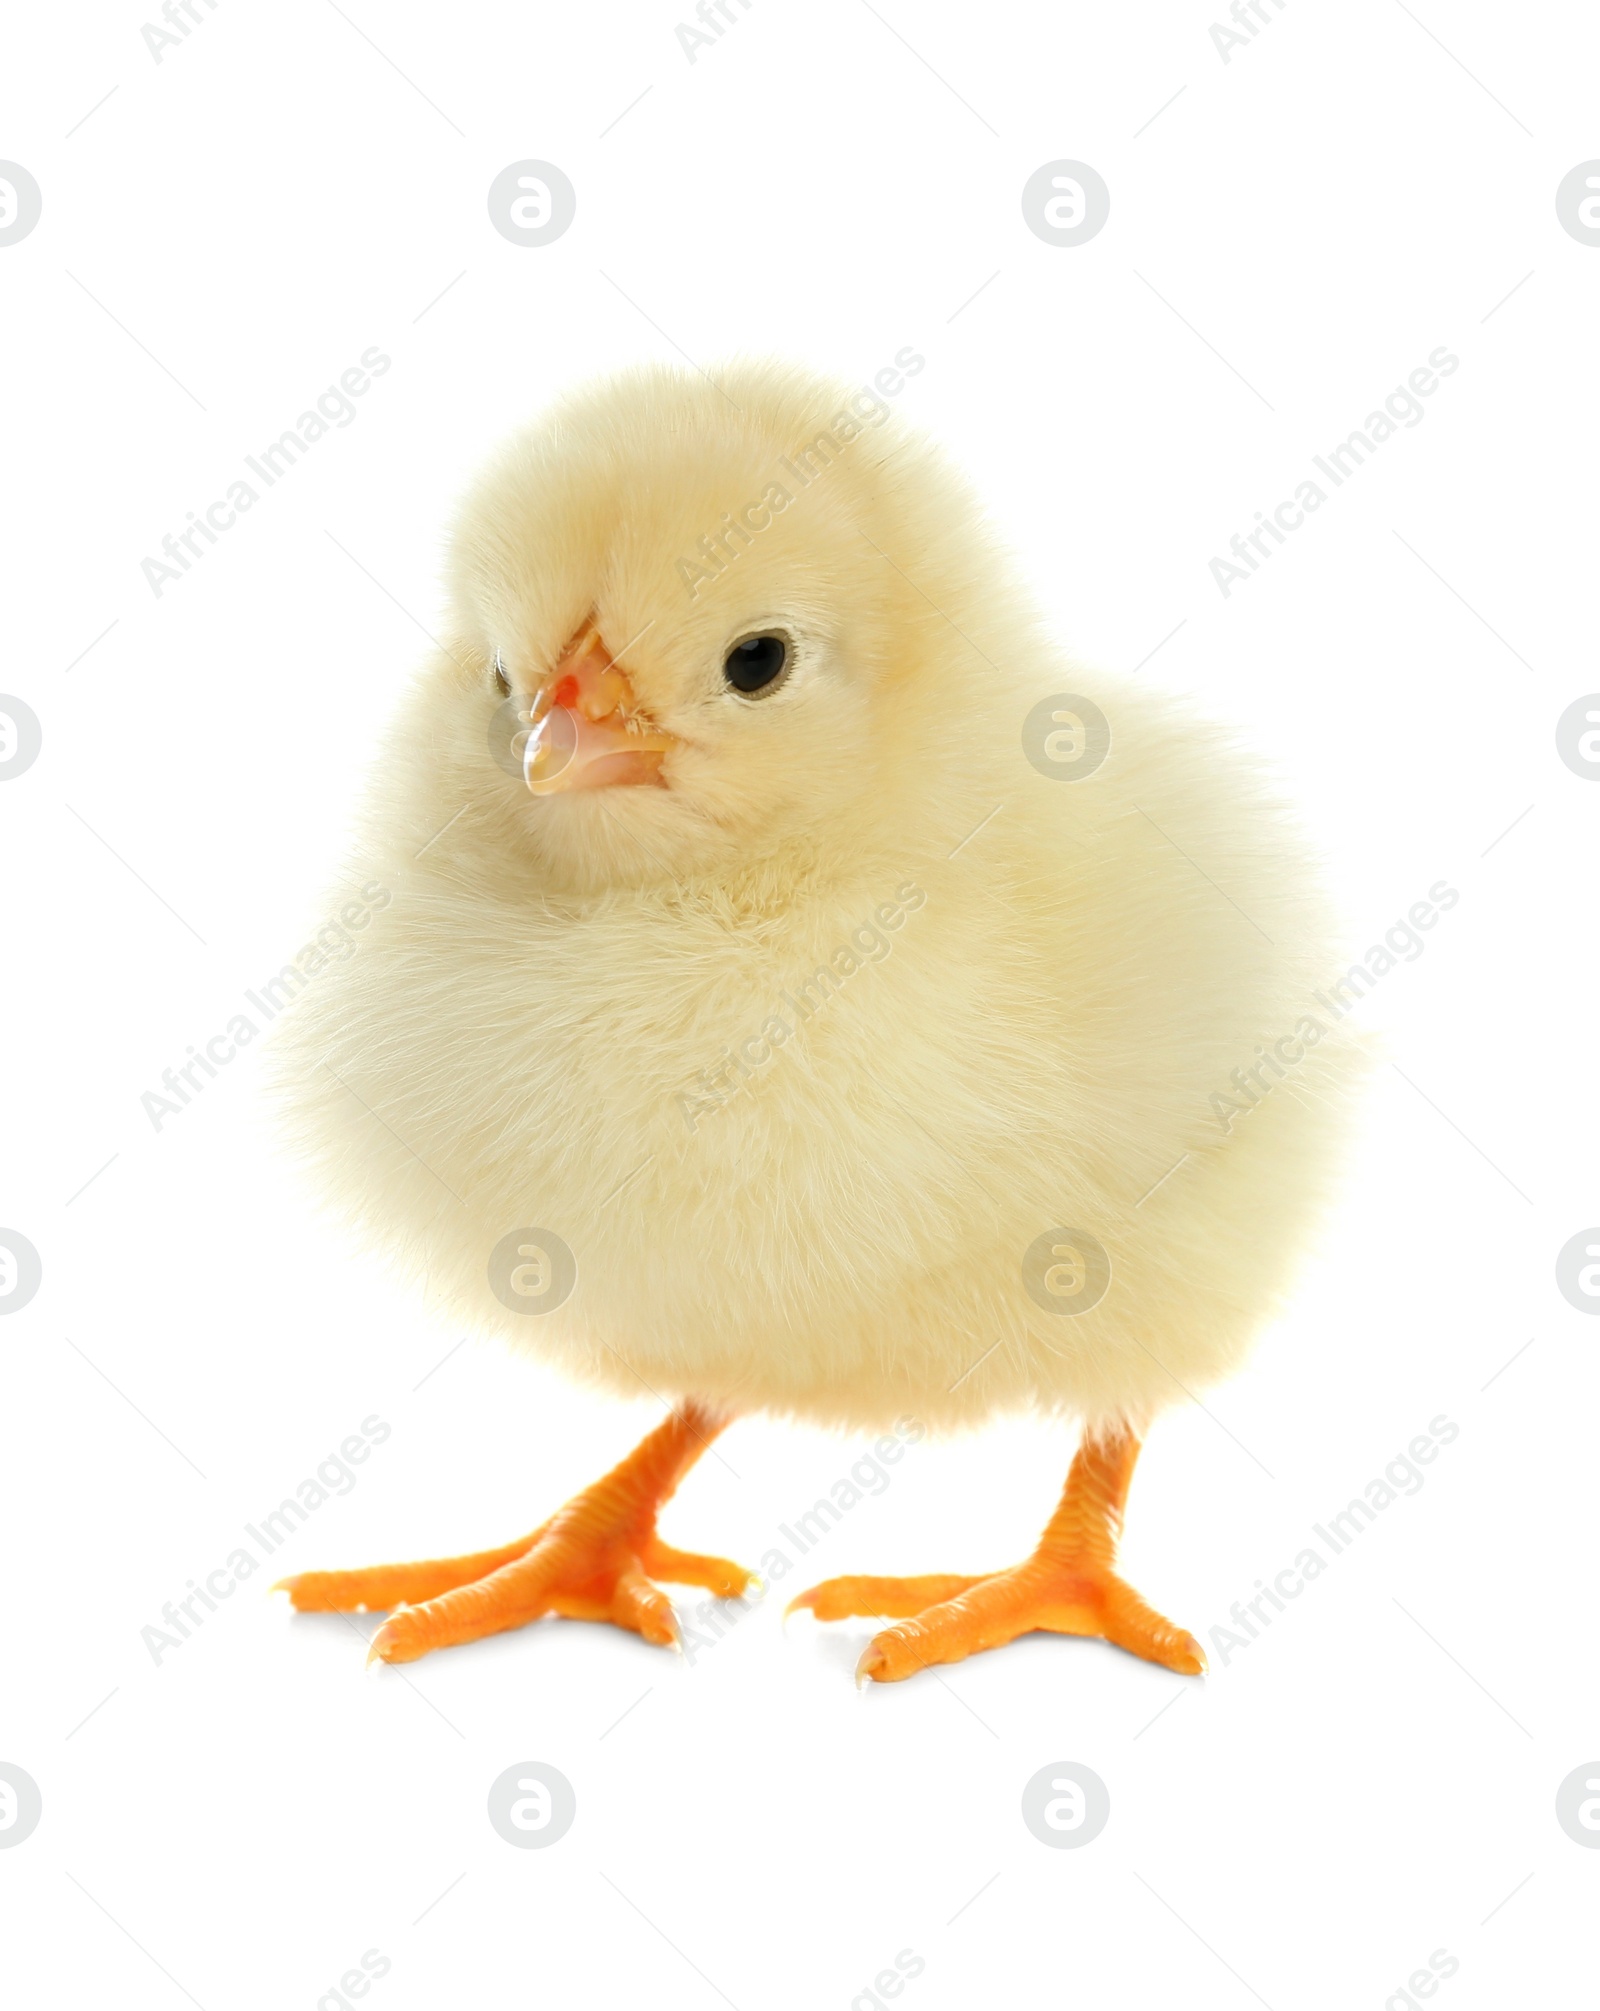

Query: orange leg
[790,1429,1204,1684]
[275,1404,751,1665]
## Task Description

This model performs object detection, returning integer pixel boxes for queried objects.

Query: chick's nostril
[587,664,629,720]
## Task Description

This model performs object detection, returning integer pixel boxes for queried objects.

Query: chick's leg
[276,1403,752,1665]
[791,1429,1204,1683]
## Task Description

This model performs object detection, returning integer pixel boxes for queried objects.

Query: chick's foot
[275,1404,751,1665]
[789,1430,1204,1683]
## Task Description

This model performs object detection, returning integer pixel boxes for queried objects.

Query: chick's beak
[524,620,672,796]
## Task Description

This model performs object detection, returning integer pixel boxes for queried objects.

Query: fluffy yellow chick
[273,360,1359,1681]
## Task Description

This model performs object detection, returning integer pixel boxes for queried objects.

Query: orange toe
[800,1429,1205,1686]
[274,1527,546,1614]
[855,1560,1205,1683]
[1097,1574,1207,1675]
[366,1538,576,1664]
[787,1573,986,1622]
[641,1538,758,1600]
[278,1405,749,1667]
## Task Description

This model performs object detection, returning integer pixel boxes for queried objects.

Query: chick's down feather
[271,361,1362,1443]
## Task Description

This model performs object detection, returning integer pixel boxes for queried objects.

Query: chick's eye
[491,652,510,697]
[723,633,789,696]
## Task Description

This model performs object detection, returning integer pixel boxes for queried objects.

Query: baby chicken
[273,361,1359,1682]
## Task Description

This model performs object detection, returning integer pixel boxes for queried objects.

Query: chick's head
[401,361,985,896]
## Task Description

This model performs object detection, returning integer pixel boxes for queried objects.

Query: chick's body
[274,362,1360,1677]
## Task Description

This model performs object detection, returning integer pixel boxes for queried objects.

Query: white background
[2,1,1597,2005]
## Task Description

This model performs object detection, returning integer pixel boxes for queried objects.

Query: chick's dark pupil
[724,634,787,693]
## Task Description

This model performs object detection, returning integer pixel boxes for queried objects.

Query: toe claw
[855,1642,889,1687]
[647,1607,681,1651]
